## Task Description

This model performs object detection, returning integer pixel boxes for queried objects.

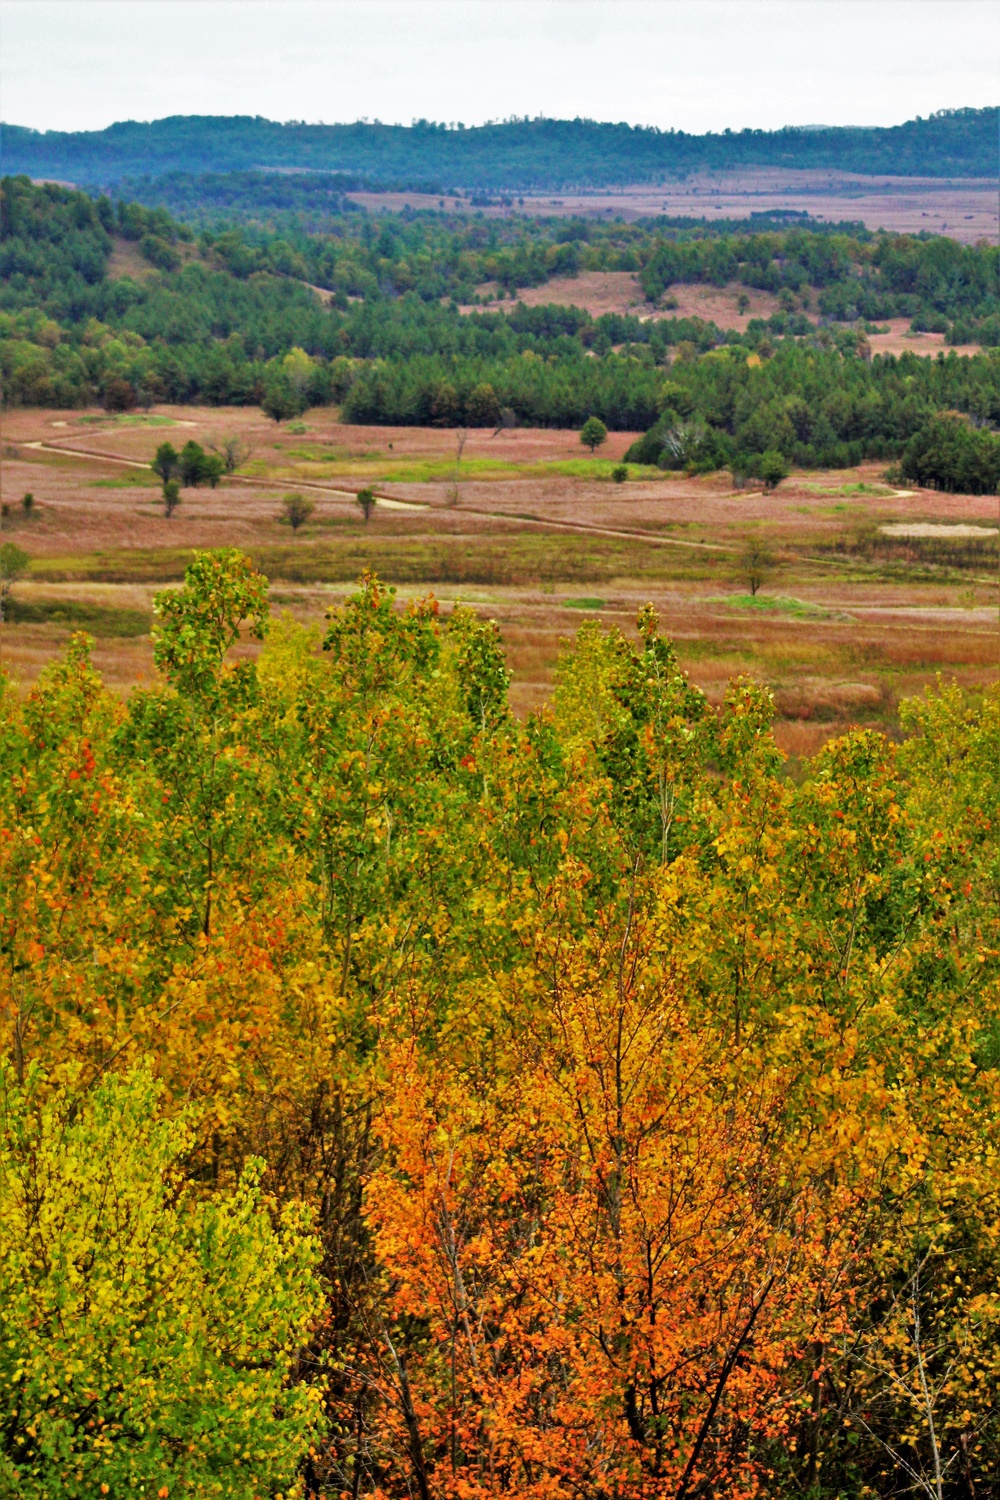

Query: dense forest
[2,557,999,1497]
[3,106,997,187]
[3,176,1000,481]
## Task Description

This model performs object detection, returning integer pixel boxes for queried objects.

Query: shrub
[282,492,315,532]
[0,541,29,622]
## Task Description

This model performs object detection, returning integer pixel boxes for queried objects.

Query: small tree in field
[356,487,376,525]
[0,542,29,622]
[152,442,180,485]
[162,479,181,519]
[581,416,608,455]
[282,492,315,532]
[262,380,304,424]
[739,537,776,597]
[102,377,137,413]
[210,435,252,474]
[759,450,789,491]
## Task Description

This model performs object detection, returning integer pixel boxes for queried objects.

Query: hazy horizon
[2,0,997,137]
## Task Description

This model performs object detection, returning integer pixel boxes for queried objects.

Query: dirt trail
[21,440,427,512]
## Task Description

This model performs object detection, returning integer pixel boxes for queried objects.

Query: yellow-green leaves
[0,1063,324,1500]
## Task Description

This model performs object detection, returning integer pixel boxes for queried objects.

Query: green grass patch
[32,550,195,584]
[75,414,177,428]
[801,482,894,497]
[90,473,160,489]
[6,597,151,636]
[273,455,664,484]
[716,593,845,619]
[563,597,607,610]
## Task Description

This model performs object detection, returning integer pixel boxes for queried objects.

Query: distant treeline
[110,169,414,223]
[2,107,996,188]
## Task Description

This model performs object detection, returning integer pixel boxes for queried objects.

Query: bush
[612,464,628,483]
[0,541,29,622]
[282,492,315,532]
[356,486,376,524]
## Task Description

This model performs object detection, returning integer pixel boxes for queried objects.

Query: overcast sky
[2,0,997,135]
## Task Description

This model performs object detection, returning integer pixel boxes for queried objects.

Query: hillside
[2,106,997,190]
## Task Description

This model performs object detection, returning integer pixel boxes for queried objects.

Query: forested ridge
[3,175,1000,482]
[2,556,999,1497]
[2,106,997,187]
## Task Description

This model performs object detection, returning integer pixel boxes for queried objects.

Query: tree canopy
[1,555,998,1494]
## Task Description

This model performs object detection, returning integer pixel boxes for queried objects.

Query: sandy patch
[865,318,981,359]
[881,522,998,538]
[462,274,785,330]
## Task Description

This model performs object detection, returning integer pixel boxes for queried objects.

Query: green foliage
[0,1063,324,1499]
[282,491,315,531]
[3,560,1000,1495]
[899,411,1000,493]
[0,542,29,623]
[580,414,608,453]
[152,548,269,699]
[4,108,997,187]
[355,486,376,524]
[263,378,306,423]
[4,177,999,437]
[162,477,181,517]
[758,449,790,488]
[151,441,179,483]
[176,439,224,488]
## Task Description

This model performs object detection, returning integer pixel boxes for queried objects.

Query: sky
[1,0,997,136]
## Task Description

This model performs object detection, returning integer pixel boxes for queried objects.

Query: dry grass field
[2,403,998,762]
[353,169,999,243]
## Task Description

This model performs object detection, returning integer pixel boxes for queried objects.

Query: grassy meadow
[2,402,998,757]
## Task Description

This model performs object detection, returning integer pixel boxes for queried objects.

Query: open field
[2,403,998,760]
[350,168,999,243]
